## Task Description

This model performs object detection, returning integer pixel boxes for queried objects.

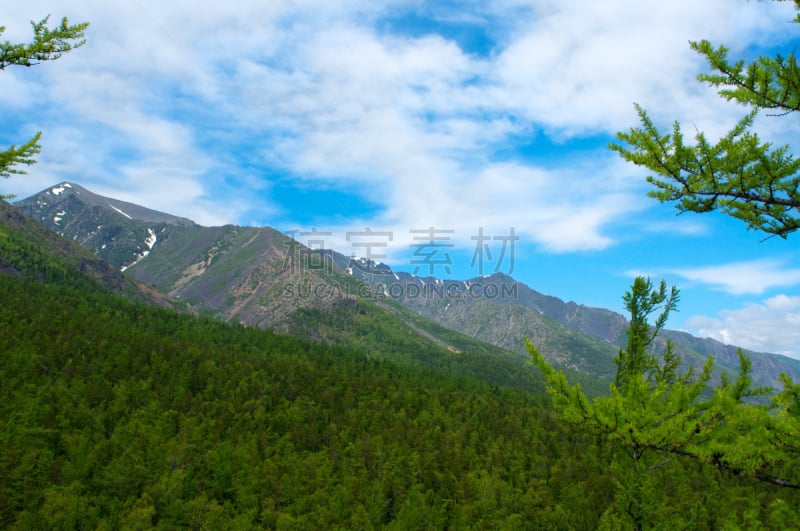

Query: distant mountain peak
[469,271,515,283]
[22,181,197,227]
[48,181,76,195]
[16,182,198,272]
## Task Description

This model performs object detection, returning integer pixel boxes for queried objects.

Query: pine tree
[0,16,89,194]
[528,277,721,528]
[606,0,800,494]
[610,1,800,238]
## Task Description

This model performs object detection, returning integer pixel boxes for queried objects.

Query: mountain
[13,182,582,394]
[0,197,173,308]
[16,182,800,388]
[6,234,791,529]
[332,265,621,378]
[18,182,195,271]
[0,197,591,528]
[16,182,618,378]
[341,265,800,388]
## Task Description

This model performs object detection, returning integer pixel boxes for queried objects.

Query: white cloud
[2,0,798,254]
[492,0,759,136]
[641,219,710,237]
[669,259,800,295]
[687,295,800,359]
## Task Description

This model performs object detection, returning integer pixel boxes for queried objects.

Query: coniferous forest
[1,217,799,529]
[3,7,800,530]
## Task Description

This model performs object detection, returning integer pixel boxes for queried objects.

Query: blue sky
[2,1,800,358]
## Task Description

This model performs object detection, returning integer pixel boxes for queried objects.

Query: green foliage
[614,277,680,390]
[0,216,101,291]
[607,0,800,507]
[611,104,800,238]
[0,16,88,193]
[691,38,800,112]
[0,16,88,69]
[696,356,800,490]
[0,201,164,306]
[284,298,552,393]
[528,276,800,528]
[0,274,619,528]
[4,260,797,527]
[528,278,714,453]
[0,132,40,182]
[610,4,800,238]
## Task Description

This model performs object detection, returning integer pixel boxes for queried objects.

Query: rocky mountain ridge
[15,181,800,387]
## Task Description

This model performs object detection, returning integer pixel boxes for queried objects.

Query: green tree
[528,276,800,527]
[608,0,800,488]
[610,1,800,238]
[0,16,88,193]
[528,277,723,528]
[698,369,800,490]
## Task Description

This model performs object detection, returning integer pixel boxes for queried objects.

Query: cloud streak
[687,295,800,359]
[669,259,800,295]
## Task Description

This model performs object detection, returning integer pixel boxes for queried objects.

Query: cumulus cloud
[492,0,796,136]
[687,295,800,359]
[2,0,798,250]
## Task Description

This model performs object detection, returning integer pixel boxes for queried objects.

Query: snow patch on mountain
[50,183,72,196]
[109,204,132,220]
[120,228,157,272]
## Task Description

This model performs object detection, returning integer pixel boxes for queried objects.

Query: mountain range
[10,186,791,529]
[15,181,800,389]
[6,184,561,394]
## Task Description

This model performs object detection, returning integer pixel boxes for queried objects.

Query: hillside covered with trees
[0,179,795,528]
[3,7,800,529]
[3,257,800,529]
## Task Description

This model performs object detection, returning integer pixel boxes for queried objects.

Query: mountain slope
[0,243,604,528]
[8,270,792,528]
[343,267,800,388]
[13,183,573,393]
[0,198,173,308]
[350,271,619,377]
[16,182,800,389]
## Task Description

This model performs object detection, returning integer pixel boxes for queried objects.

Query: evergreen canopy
[0,17,88,185]
[611,1,800,238]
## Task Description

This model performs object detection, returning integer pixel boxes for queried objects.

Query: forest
[1,242,799,528]
[3,5,800,529]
